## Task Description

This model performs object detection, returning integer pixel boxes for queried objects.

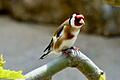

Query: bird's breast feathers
[53,25,80,52]
[60,36,77,50]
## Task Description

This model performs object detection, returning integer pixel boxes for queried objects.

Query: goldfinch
[40,13,85,59]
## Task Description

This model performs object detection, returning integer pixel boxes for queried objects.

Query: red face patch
[74,15,84,26]
[75,15,84,20]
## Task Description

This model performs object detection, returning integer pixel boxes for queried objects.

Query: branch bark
[25,49,105,80]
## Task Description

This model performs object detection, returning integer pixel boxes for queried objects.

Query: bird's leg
[62,48,71,56]
[70,46,80,51]
[62,46,80,57]
[70,46,80,55]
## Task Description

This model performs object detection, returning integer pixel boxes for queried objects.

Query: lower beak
[79,19,85,25]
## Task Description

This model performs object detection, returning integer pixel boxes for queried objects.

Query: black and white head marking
[69,13,85,28]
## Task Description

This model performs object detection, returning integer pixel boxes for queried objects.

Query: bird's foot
[62,48,71,57]
[70,46,80,51]
[62,47,80,57]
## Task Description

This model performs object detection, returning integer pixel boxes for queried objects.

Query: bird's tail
[39,50,51,59]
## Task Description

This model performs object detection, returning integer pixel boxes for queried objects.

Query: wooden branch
[25,49,106,80]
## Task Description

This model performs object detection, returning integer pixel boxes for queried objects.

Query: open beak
[79,19,85,25]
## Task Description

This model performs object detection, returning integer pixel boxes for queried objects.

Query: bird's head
[69,13,85,28]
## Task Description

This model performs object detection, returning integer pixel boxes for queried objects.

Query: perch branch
[25,49,105,80]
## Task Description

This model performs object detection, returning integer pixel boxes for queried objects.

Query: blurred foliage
[0,55,6,67]
[104,0,120,7]
[0,0,120,36]
[0,67,25,80]
[0,54,25,80]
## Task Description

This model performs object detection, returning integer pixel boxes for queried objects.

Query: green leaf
[0,54,6,67]
[0,67,25,79]
[0,54,25,80]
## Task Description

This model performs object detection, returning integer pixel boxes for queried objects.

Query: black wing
[39,38,53,59]
[43,38,53,52]
[43,25,64,53]
[40,19,69,59]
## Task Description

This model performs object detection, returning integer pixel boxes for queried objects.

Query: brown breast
[64,25,78,39]
[53,25,78,51]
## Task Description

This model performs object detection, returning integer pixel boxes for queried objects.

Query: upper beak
[79,19,85,25]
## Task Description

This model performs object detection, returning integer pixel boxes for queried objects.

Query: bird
[40,13,85,59]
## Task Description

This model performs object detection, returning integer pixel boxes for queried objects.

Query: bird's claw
[62,46,80,57]
[70,46,80,51]
[62,48,72,57]
[62,51,70,56]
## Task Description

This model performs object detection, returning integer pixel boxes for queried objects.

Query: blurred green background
[0,0,120,80]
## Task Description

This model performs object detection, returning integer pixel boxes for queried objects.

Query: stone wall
[0,0,120,36]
